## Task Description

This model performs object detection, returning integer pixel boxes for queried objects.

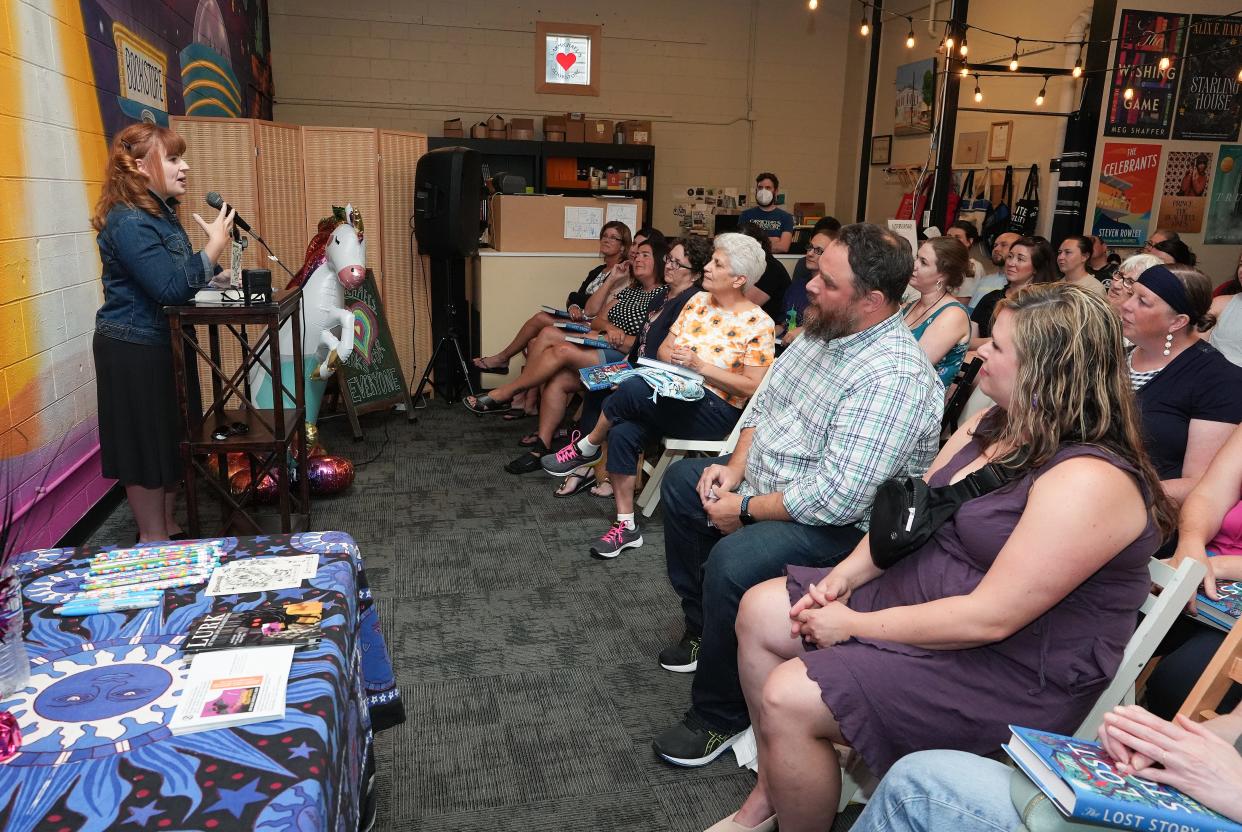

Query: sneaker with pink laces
[540,431,602,476]
[590,521,643,559]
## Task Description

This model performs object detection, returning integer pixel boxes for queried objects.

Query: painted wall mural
[0,0,270,553]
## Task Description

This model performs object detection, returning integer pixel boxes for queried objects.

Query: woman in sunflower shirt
[542,233,776,558]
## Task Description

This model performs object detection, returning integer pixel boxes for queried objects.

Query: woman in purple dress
[709,283,1176,832]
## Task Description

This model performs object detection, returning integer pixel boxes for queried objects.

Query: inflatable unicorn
[250,205,366,426]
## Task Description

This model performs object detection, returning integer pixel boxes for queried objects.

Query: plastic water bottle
[0,566,29,697]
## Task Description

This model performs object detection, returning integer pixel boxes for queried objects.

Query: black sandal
[554,469,597,498]
[518,431,542,448]
[505,442,548,475]
[464,394,510,415]
[472,357,510,374]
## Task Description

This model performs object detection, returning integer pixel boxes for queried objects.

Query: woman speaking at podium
[90,123,234,542]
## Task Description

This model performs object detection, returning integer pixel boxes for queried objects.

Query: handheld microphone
[205,191,252,234]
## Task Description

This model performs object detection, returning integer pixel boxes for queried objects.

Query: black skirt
[93,332,183,488]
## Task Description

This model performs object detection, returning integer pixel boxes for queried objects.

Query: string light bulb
[906,18,915,48]
[1009,38,1021,71]
[860,18,870,36]
[1123,69,1136,101]
[960,63,970,77]
[1072,47,1084,78]
[808,0,816,8]
[959,35,969,57]
[1237,67,1242,82]
[974,76,983,103]
[945,35,955,52]
[1158,54,1171,71]
[1035,76,1048,106]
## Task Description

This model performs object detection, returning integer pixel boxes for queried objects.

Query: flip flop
[472,357,510,373]
[518,431,542,447]
[464,394,510,415]
[554,469,597,498]
[590,479,614,498]
[503,409,535,422]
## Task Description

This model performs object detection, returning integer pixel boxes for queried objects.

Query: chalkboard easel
[336,270,415,440]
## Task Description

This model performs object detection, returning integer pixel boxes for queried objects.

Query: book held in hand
[170,645,294,735]
[554,322,592,333]
[183,600,324,653]
[1193,580,1241,633]
[1003,724,1242,832]
[579,361,632,391]
[638,355,704,382]
[540,305,574,319]
[564,335,613,350]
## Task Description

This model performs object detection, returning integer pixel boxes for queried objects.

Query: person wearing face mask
[91,123,235,543]
[1056,234,1105,295]
[738,172,794,253]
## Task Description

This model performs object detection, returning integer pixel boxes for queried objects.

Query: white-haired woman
[1107,252,1163,313]
[542,233,776,559]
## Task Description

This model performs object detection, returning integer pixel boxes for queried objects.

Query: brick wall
[269,0,863,229]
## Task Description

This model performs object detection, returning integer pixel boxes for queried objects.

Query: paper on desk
[205,554,318,596]
[564,206,604,240]
[170,645,294,735]
[604,203,639,235]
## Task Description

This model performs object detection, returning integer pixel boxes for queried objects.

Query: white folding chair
[635,367,773,517]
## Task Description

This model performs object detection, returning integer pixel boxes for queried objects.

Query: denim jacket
[95,192,214,345]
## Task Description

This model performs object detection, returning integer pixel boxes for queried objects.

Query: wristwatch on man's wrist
[739,495,757,526]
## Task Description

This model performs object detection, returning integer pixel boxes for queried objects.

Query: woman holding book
[1143,421,1242,723]
[846,704,1242,831]
[92,123,235,543]
[535,235,712,494]
[709,284,1172,832]
[541,233,774,559]
[471,222,634,419]
[465,238,667,423]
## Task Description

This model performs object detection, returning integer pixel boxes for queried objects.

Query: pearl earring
[1163,333,1174,356]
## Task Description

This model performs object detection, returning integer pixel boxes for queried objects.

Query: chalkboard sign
[338,270,414,438]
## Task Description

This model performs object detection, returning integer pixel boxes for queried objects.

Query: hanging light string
[853,0,1242,49]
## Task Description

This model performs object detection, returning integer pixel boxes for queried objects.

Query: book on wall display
[170,645,294,735]
[578,361,631,391]
[182,600,324,654]
[1003,724,1242,832]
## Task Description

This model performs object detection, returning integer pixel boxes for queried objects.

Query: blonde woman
[712,284,1173,832]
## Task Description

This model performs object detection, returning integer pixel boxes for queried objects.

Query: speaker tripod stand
[412,255,477,404]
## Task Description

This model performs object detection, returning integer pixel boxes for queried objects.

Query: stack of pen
[54,543,223,616]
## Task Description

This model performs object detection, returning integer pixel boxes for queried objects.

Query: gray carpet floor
[86,400,862,831]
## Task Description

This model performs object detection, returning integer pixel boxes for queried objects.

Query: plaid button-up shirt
[739,312,943,530]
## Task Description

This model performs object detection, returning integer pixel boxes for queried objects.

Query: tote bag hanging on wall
[1008,164,1040,236]
[956,170,992,232]
[896,173,932,222]
[981,165,1014,246]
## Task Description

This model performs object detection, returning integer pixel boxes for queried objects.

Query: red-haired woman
[91,123,234,542]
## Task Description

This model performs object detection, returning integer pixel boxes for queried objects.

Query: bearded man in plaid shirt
[652,223,945,768]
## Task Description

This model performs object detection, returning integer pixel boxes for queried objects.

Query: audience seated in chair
[779,225,837,347]
[1106,252,1162,313]
[541,233,776,558]
[1146,420,1242,721]
[903,237,970,387]
[1209,250,1242,367]
[472,220,633,418]
[968,236,1057,351]
[714,284,1175,832]
[1120,264,1242,504]
[464,239,668,426]
[738,222,792,325]
[850,703,1242,832]
[647,223,944,776]
[1057,234,1106,295]
[548,235,713,499]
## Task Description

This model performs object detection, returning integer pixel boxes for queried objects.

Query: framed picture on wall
[988,121,1013,161]
[535,21,601,96]
[871,135,892,166]
[894,58,936,135]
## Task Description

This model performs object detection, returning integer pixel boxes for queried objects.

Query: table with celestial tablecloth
[0,530,404,832]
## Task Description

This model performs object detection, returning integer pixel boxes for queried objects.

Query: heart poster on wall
[535,22,601,96]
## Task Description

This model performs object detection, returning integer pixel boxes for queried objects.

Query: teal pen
[55,594,164,615]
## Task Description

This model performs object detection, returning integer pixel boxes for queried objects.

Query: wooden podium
[166,289,311,536]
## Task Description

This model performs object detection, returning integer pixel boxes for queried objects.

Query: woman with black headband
[1118,264,1242,502]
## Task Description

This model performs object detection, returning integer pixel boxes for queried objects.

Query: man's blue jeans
[661,455,863,733]
[853,750,1020,832]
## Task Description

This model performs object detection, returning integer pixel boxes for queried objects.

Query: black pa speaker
[414,147,483,257]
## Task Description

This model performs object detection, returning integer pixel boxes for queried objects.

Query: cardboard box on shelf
[443,118,463,137]
[470,122,488,139]
[545,157,587,188]
[543,115,567,141]
[585,119,614,143]
[508,118,535,140]
[490,194,644,252]
[619,120,653,145]
[563,112,586,143]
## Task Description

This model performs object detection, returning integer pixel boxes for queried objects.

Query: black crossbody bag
[869,463,1014,569]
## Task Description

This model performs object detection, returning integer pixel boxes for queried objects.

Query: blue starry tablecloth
[0,531,404,832]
